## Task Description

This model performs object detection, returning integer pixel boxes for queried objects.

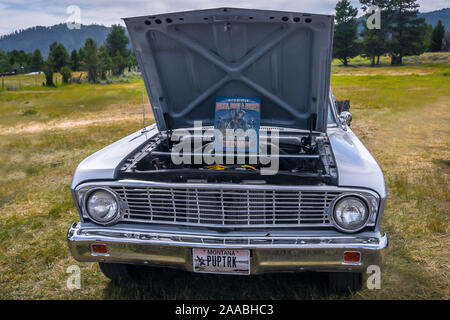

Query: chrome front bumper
[67,223,388,274]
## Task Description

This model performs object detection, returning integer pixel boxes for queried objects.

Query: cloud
[417,0,450,12]
[0,0,448,36]
[0,4,67,35]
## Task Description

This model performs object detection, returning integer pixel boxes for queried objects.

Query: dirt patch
[0,101,155,135]
[0,115,145,134]
[3,90,57,94]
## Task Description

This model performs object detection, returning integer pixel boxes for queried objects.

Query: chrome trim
[82,187,124,226]
[76,179,381,193]
[339,111,353,127]
[70,225,386,249]
[74,181,380,230]
[328,194,372,233]
[67,223,388,273]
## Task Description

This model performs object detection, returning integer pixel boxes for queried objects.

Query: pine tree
[70,49,80,71]
[360,0,391,66]
[30,49,44,72]
[8,50,20,66]
[43,53,55,86]
[7,49,31,72]
[48,42,70,72]
[429,20,445,52]
[82,38,98,83]
[98,45,112,80]
[111,51,127,76]
[361,25,387,66]
[385,0,427,65]
[105,25,129,59]
[128,52,138,72]
[78,47,85,66]
[333,0,360,66]
[60,66,72,84]
[423,24,434,52]
[0,50,11,73]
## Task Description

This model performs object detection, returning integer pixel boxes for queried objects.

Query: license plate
[192,248,250,275]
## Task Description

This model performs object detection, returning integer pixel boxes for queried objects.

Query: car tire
[99,262,140,282]
[328,272,363,293]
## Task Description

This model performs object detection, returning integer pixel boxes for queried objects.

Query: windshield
[327,103,336,124]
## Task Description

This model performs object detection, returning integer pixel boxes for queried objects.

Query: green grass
[0,80,144,127]
[0,60,449,299]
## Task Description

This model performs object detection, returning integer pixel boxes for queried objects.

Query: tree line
[0,25,138,85]
[0,1,447,77]
[334,0,447,66]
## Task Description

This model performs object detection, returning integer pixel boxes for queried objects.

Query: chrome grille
[110,186,341,228]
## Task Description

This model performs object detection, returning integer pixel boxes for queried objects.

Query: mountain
[419,8,450,30]
[355,8,449,34]
[0,24,113,57]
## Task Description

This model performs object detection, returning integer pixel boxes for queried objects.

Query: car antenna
[141,87,147,133]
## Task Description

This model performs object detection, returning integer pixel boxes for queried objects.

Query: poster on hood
[214,97,260,152]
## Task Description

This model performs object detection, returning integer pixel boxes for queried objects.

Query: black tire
[328,272,363,293]
[99,262,138,282]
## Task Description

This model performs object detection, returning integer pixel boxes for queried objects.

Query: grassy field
[331,51,449,67]
[0,55,449,299]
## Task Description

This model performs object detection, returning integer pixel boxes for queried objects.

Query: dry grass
[331,64,450,299]
[332,52,450,67]
[0,62,449,299]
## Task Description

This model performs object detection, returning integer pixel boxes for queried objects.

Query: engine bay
[118,129,337,186]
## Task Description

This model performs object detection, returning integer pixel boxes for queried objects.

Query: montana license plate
[192,248,250,275]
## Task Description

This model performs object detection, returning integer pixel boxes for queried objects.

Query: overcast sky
[0,0,448,36]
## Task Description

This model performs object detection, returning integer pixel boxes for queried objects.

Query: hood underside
[124,8,334,132]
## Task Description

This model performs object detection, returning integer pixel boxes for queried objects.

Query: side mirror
[339,111,352,127]
[335,99,350,114]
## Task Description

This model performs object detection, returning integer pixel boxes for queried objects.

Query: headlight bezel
[330,193,372,233]
[82,187,123,225]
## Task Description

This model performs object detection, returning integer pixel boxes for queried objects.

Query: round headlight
[333,196,369,232]
[86,189,120,224]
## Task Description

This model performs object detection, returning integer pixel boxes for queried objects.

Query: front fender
[70,124,159,189]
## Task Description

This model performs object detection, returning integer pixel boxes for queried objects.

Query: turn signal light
[343,251,361,263]
[92,244,108,254]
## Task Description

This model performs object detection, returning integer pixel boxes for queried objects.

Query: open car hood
[124,8,334,132]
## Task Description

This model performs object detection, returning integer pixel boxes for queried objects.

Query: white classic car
[67,8,388,292]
